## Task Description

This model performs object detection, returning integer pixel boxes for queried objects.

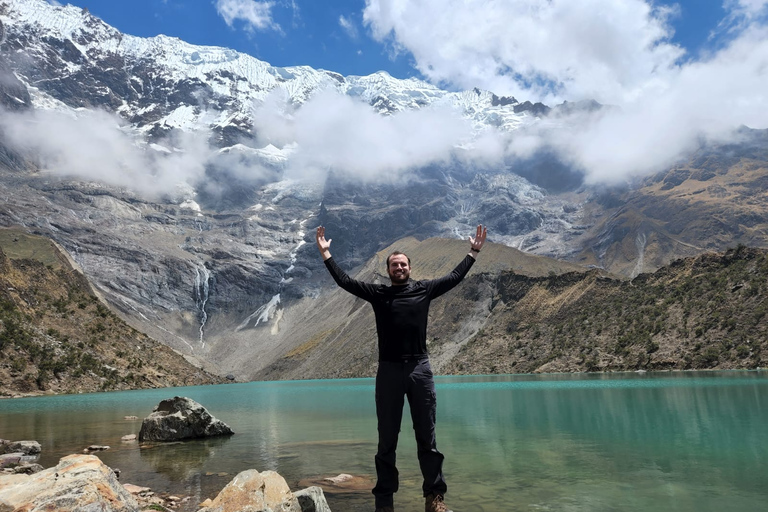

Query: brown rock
[0,454,139,511]
[196,469,300,512]
[0,454,22,469]
[123,483,151,494]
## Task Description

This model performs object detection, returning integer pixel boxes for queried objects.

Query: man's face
[387,254,411,285]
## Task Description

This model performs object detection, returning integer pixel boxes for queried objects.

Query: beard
[388,270,410,285]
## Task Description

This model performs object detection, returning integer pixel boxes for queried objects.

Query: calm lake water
[1,371,767,512]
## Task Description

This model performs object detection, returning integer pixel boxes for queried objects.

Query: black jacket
[323,255,475,362]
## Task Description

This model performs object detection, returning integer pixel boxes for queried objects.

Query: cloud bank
[4,0,767,196]
[0,108,214,198]
[363,0,768,183]
[253,88,474,182]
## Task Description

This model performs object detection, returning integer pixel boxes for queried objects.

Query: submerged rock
[138,396,234,442]
[0,454,139,512]
[84,445,111,452]
[298,473,374,494]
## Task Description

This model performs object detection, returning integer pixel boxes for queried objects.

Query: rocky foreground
[0,397,336,511]
[0,452,331,512]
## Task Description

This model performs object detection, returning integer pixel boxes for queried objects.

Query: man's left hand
[469,225,487,256]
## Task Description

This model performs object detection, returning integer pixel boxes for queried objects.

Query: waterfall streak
[194,264,211,347]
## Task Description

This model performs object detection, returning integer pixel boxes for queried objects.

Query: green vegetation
[1,232,221,396]
[451,246,768,375]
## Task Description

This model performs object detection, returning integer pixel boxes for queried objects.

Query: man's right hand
[316,226,332,260]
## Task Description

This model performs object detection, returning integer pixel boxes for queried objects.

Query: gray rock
[11,463,44,475]
[0,453,23,469]
[1,441,41,455]
[138,396,234,442]
[83,445,111,452]
[294,486,332,512]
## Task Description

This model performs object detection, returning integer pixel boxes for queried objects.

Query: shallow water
[1,371,767,512]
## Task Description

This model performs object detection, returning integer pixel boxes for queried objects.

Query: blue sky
[70,0,419,78]
[65,0,751,83]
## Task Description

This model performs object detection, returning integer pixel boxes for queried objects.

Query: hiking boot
[375,507,394,512]
[425,493,452,512]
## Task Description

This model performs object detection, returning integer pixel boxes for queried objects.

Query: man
[315,225,487,512]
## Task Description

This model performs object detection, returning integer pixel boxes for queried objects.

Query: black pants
[372,358,447,508]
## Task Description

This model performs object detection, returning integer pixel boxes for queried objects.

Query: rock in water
[197,469,301,512]
[0,454,139,511]
[294,486,332,512]
[138,396,234,442]
[1,441,41,455]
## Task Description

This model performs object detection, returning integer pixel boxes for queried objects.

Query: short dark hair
[386,251,411,268]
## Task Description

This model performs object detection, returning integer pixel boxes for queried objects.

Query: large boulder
[197,469,301,512]
[138,396,234,442]
[0,454,139,512]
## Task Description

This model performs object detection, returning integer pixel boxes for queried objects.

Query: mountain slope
[447,246,768,374]
[575,133,768,276]
[0,227,224,397]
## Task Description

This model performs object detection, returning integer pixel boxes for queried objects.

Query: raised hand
[316,226,332,260]
[469,224,487,254]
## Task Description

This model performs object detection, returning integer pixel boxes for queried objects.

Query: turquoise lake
[1,371,767,512]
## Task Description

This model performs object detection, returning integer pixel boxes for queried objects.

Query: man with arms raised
[316,225,487,512]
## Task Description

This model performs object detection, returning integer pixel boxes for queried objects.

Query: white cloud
[363,0,768,184]
[253,88,474,182]
[339,14,358,39]
[215,0,280,33]
[363,0,684,105]
[728,0,768,17]
[501,23,768,184]
[0,108,213,198]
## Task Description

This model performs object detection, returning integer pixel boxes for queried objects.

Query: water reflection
[139,437,232,481]
[1,371,767,512]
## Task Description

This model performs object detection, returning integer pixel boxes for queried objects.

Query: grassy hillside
[447,245,768,374]
[0,227,224,397]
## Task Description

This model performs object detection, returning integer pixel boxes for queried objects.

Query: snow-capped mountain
[1,0,542,144]
[2,0,766,381]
